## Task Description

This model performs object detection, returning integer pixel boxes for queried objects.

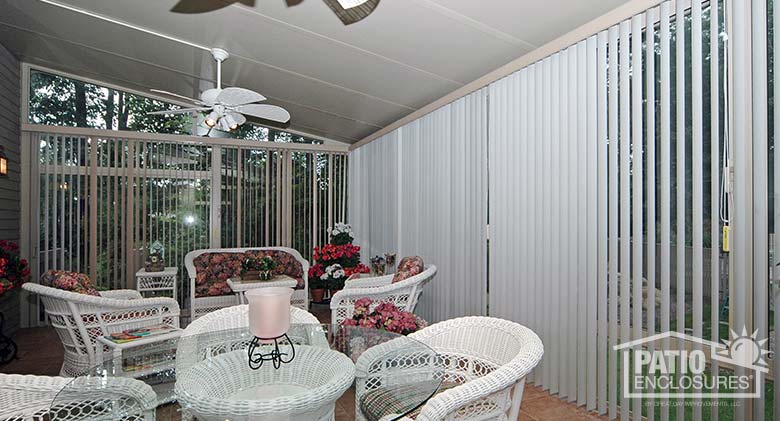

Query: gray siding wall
[0,41,21,335]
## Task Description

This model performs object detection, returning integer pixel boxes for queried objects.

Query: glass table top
[51,323,442,421]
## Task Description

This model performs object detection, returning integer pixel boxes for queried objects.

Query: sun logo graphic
[713,328,771,372]
[614,328,769,399]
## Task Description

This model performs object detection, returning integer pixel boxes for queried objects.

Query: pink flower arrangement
[341,298,423,335]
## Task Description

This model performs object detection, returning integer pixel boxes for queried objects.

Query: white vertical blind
[348,132,399,260]
[487,0,730,417]
[349,89,488,323]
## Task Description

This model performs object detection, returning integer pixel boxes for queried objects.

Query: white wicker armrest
[344,274,394,289]
[62,376,158,410]
[409,317,544,421]
[78,295,180,311]
[99,289,143,300]
[0,373,157,420]
[415,367,530,421]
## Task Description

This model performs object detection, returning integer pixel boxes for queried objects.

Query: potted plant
[0,240,30,364]
[309,223,370,299]
[242,256,277,281]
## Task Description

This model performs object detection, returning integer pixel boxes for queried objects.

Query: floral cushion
[193,250,305,298]
[40,270,100,296]
[392,256,425,283]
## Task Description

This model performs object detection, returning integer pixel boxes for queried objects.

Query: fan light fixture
[336,0,370,8]
[0,146,7,177]
[224,114,239,131]
[205,111,219,128]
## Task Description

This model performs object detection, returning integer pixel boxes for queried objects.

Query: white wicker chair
[330,265,437,325]
[176,346,355,421]
[177,305,329,420]
[184,247,309,320]
[22,283,180,377]
[354,317,544,421]
[0,373,157,420]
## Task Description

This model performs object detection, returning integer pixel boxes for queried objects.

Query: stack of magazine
[105,324,177,344]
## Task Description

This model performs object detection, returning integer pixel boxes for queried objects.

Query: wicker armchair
[177,305,339,421]
[354,317,544,421]
[0,373,157,420]
[330,265,436,325]
[22,283,180,376]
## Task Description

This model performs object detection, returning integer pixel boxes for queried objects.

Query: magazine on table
[106,324,177,344]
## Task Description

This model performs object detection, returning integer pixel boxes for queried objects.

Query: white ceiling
[0,0,626,143]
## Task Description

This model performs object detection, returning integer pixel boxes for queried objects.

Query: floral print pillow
[193,250,305,298]
[392,256,425,283]
[41,270,100,296]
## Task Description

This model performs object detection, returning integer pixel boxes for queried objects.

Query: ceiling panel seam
[30,0,421,111]
[407,0,538,49]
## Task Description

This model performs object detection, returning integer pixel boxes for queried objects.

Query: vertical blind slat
[630,14,644,420]
[607,26,619,419]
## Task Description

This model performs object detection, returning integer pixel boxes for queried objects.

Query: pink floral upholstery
[193,250,305,298]
[392,256,425,283]
[40,270,100,296]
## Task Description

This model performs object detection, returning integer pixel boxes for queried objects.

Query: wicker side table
[136,267,178,300]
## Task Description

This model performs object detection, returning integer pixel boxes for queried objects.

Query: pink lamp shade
[245,287,294,340]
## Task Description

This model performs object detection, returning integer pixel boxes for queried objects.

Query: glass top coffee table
[50,324,442,421]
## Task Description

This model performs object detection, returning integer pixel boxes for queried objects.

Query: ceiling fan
[170,0,380,25]
[148,48,290,133]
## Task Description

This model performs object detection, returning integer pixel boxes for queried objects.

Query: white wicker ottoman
[175,345,355,421]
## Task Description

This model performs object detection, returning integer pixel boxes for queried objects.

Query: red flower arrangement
[309,223,370,291]
[0,240,30,297]
[341,298,424,335]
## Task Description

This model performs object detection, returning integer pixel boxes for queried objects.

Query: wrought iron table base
[247,333,295,369]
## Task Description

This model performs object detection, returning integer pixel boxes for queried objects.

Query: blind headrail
[22,123,350,154]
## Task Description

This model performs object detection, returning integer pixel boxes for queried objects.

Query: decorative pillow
[41,270,100,296]
[193,250,306,298]
[392,256,424,283]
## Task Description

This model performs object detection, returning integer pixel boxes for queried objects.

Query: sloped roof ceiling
[0,0,626,143]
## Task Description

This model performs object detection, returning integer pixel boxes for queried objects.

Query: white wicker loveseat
[330,265,436,325]
[0,373,157,420]
[22,283,180,377]
[185,247,309,320]
[354,317,544,421]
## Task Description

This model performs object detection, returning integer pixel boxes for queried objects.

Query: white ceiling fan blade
[216,87,266,106]
[147,107,212,115]
[150,89,205,105]
[228,112,246,126]
[234,104,291,123]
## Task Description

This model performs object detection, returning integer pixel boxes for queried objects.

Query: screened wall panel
[28,127,347,310]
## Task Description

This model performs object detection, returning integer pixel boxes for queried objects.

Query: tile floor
[2,304,607,420]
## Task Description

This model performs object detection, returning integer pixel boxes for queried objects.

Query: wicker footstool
[176,345,355,421]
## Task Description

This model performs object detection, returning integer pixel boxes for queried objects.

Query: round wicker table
[50,323,442,421]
